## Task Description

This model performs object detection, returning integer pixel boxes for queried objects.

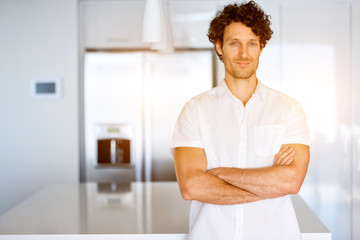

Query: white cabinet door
[281,3,351,240]
[168,1,217,48]
[81,1,150,49]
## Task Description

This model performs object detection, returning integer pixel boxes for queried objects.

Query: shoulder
[261,84,303,110]
[185,85,220,107]
[177,87,216,118]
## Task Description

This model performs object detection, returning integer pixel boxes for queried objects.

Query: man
[170,1,310,240]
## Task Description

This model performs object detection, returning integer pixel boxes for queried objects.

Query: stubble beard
[231,67,256,79]
[225,59,259,80]
[224,59,259,80]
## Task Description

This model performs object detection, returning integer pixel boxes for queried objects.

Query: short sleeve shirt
[171,80,310,240]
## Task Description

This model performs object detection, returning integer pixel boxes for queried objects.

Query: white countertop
[0,182,331,240]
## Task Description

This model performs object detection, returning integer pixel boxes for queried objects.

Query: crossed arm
[174,144,310,205]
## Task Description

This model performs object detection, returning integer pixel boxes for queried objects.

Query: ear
[215,41,223,56]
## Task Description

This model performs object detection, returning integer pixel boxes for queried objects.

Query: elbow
[181,189,192,201]
[288,180,302,195]
[179,172,205,201]
[286,173,304,195]
[179,178,196,201]
[179,181,191,200]
[282,168,304,195]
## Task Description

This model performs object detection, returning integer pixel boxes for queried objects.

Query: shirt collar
[252,80,265,102]
[216,79,265,103]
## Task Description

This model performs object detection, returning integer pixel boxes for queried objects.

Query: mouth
[235,61,250,66]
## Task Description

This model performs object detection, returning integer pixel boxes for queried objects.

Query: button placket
[235,204,244,240]
[235,105,247,240]
[237,106,247,168]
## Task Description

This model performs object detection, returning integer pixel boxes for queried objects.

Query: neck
[224,74,257,105]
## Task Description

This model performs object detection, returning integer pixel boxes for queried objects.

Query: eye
[249,42,257,47]
[230,42,238,46]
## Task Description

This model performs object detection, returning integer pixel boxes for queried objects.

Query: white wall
[352,3,360,240]
[0,0,79,215]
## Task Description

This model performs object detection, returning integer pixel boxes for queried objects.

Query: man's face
[216,22,263,80]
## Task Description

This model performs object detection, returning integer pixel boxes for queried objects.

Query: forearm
[174,147,264,205]
[208,165,299,199]
[208,144,309,199]
[180,169,263,205]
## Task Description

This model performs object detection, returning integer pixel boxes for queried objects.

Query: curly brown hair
[208,1,273,61]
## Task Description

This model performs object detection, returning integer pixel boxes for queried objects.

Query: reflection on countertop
[0,182,330,240]
[0,182,189,235]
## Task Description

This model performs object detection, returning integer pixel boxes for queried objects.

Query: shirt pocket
[254,124,285,157]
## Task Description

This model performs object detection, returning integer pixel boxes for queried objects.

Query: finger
[280,145,288,152]
[279,151,295,165]
[274,153,281,165]
[279,150,295,165]
[281,157,294,166]
[275,149,295,166]
[274,146,288,165]
[277,147,294,161]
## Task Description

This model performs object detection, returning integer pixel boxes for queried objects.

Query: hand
[273,145,295,166]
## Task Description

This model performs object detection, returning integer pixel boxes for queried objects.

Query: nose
[238,44,248,59]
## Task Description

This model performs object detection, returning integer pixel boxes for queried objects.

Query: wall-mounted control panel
[31,78,62,99]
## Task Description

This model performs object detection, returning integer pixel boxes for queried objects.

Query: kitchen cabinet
[168,1,217,48]
[81,0,218,49]
[81,0,150,49]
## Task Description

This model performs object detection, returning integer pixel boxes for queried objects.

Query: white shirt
[171,80,310,240]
